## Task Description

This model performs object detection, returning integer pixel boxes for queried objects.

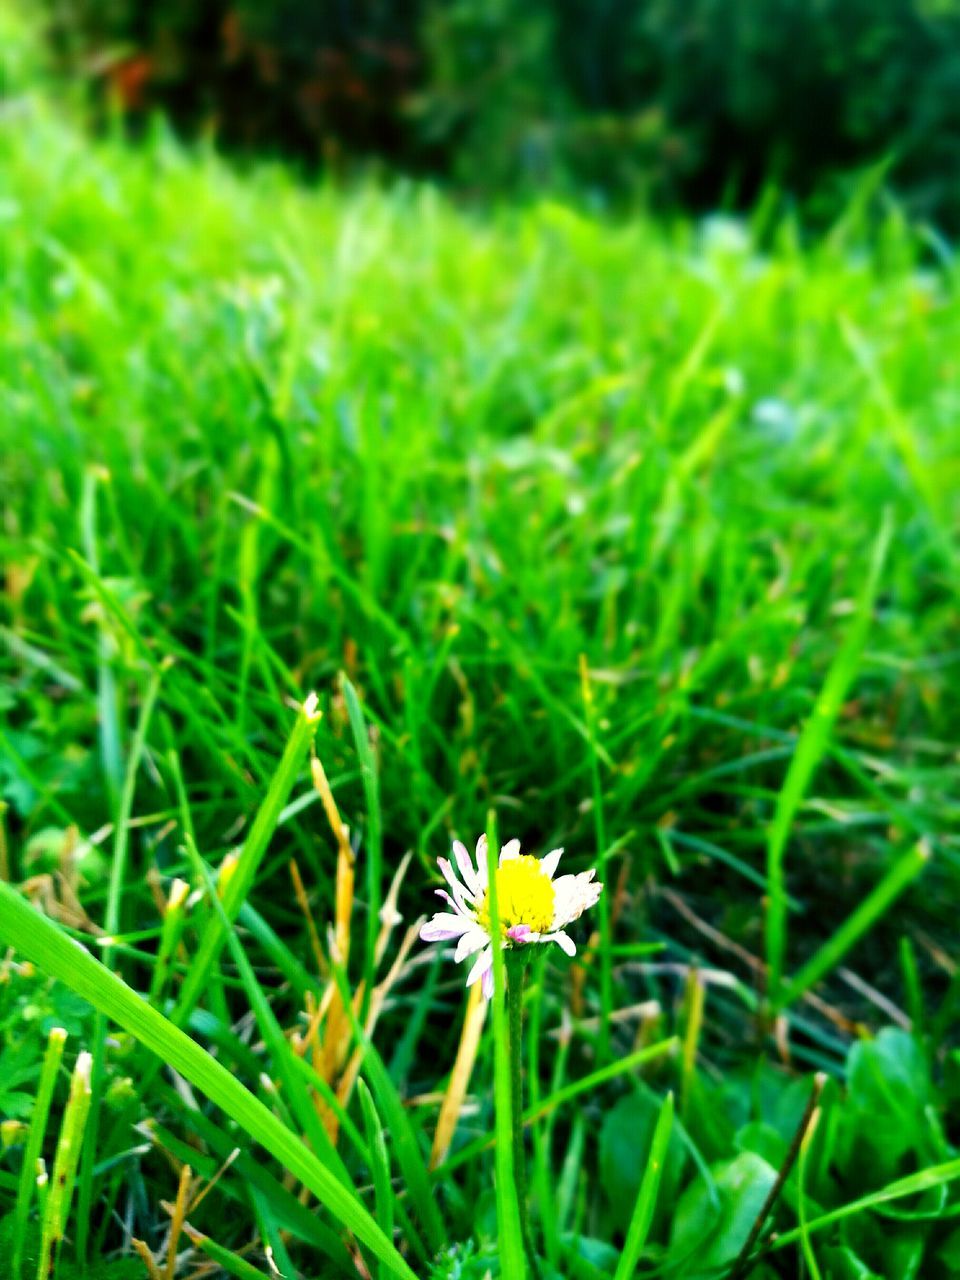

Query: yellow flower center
[477,855,556,936]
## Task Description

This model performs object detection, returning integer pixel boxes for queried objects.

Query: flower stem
[506,951,540,1279]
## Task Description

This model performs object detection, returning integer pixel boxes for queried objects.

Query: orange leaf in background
[109,54,152,110]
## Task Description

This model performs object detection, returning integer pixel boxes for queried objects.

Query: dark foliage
[43,0,960,224]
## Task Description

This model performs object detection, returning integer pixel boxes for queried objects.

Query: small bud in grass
[74,1050,93,1087]
[166,877,189,912]
[106,1076,136,1109]
[217,852,239,898]
[2,1119,26,1148]
[106,1031,136,1059]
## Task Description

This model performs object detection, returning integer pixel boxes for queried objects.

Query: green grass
[2,41,960,1280]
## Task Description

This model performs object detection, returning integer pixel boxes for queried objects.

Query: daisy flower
[420,835,603,998]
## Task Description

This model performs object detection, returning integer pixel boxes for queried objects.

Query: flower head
[419,835,603,998]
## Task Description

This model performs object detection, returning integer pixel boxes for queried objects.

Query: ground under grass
[1,82,960,1280]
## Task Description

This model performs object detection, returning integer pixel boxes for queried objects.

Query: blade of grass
[797,1107,824,1280]
[527,955,558,1268]
[342,675,382,1028]
[435,1037,678,1176]
[170,692,322,1027]
[183,1227,268,1280]
[182,833,359,1195]
[358,1079,395,1280]
[38,1050,93,1278]
[776,840,929,1010]
[77,662,164,1261]
[486,809,527,1280]
[252,1189,298,1280]
[680,969,704,1119]
[579,654,613,1062]
[612,1091,674,1280]
[0,882,419,1280]
[13,1026,67,1280]
[767,1158,960,1254]
[766,509,893,1001]
[149,1109,353,1269]
[79,467,122,812]
[328,954,444,1258]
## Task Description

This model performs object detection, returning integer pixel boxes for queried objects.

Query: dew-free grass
[1,66,960,1280]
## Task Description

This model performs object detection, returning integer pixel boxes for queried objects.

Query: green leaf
[671,1152,777,1274]
[839,1028,932,1182]
[821,1245,883,1280]
[600,1090,686,1236]
[734,1122,788,1169]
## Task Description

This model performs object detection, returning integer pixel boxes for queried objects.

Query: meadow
[2,71,960,1280]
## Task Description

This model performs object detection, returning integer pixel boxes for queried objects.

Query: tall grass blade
[486,810,527,1280]
[171,692,322,1025]
[78,662,163,1259]
[13,1027,67,1280]
[358,1079,395,1280]
[766,510,893,1000]
[342,675,383,1024]
[38,1050,92,1279]
[612,1091,674,1280]
[0,883,419,1280]
[769,1158,960,1253]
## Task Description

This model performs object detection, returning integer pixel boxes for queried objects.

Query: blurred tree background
[39,0,960,226]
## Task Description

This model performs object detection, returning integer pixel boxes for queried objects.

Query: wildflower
[420,835,603,997]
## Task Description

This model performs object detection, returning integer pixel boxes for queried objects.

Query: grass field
[2,53,960,1280]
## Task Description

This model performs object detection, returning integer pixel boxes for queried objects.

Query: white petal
[465,946,493,988]
[499,838,521,865]
[435,888,475,920]
[453,840,479,897]
[551,870,603,929]
[455,927,490,964]
[475,834,489,890]
[420,914,473,942]
[540,847,563,879]
[482,965,495,999]
[547,930,576,957]
[437,857,472,914]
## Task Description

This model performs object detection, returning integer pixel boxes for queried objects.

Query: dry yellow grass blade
[162,1163,194,1280]
[294,986,335,1061]
[373,849,413,968]
[310,751,355,967]
[320,983,354,1088]
[289,858,326,977]
[335,920,421,1117]
[186,1147,240,1214]
[131,1238,163,1280]
[430,980,488,1169]
[0,802,8,882]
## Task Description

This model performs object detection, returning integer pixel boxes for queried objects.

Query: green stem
[506,953,540,1279]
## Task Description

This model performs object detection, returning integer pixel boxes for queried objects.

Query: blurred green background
[4,4,960,1277]
[37,0,960,226]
